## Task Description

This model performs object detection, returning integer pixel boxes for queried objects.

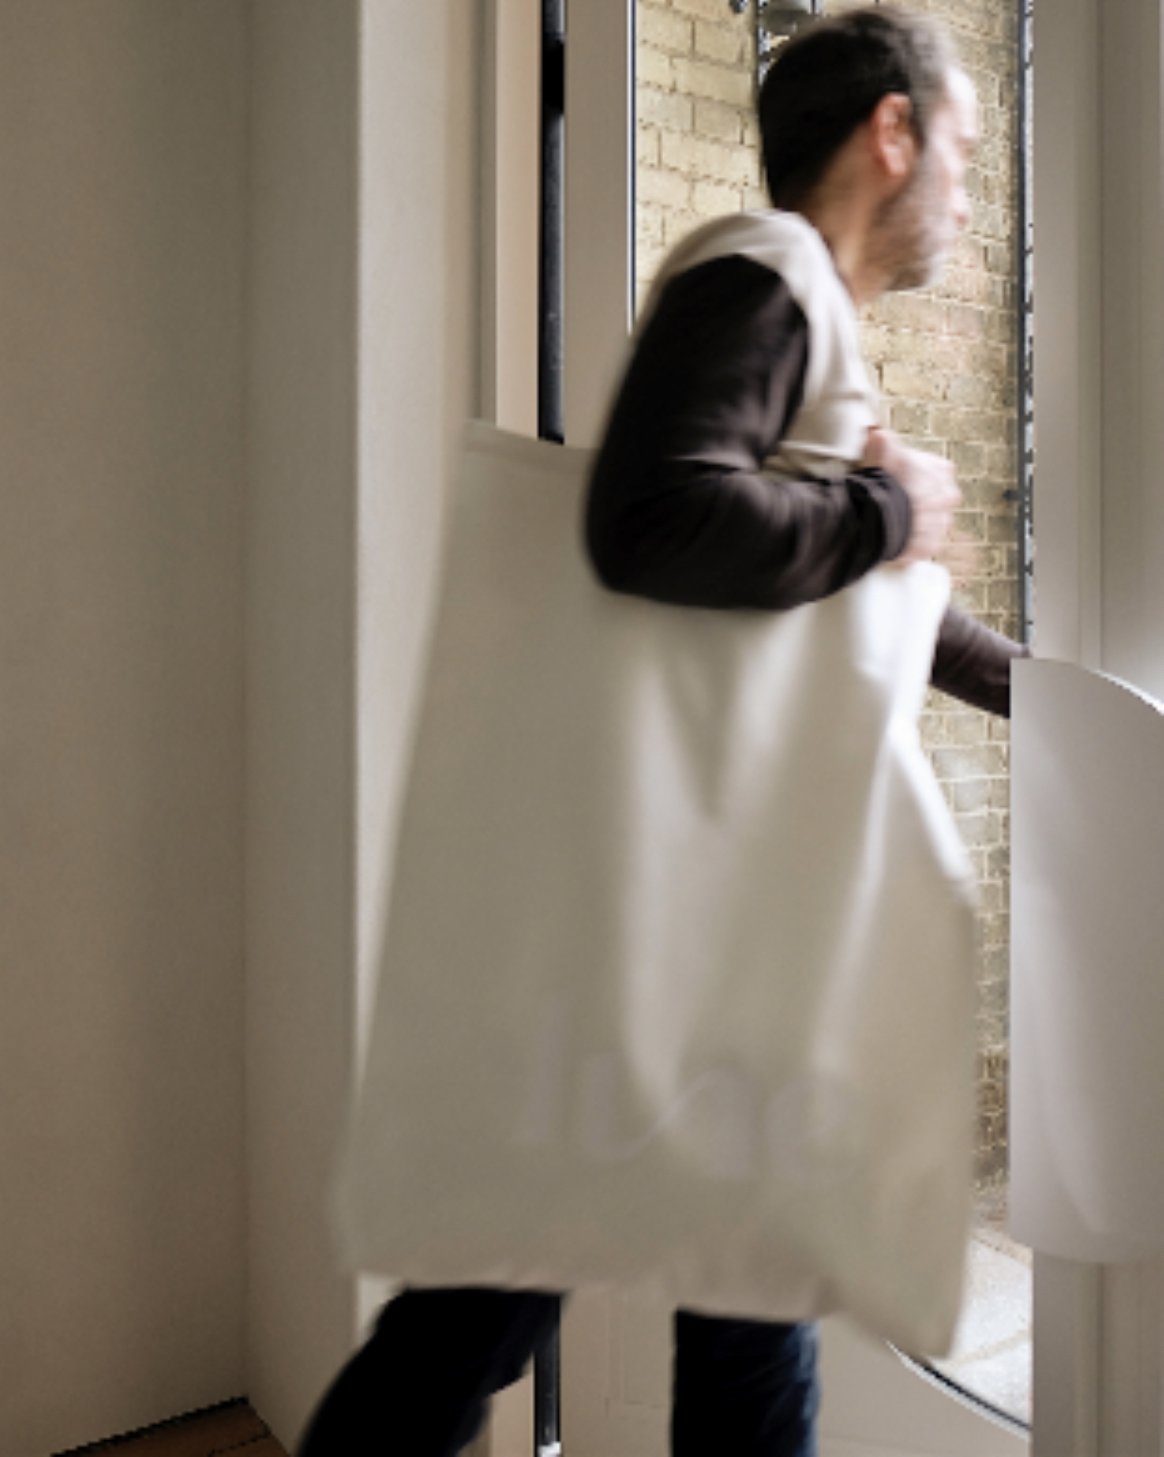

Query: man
[298,9,1024,1455]
[588,14,1016,718]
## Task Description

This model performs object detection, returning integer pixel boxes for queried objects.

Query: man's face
[874,67,978,292]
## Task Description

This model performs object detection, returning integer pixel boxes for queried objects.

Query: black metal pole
[534,1,566,1452]
[533,1311,562,1457]
[539,0,566,445]
[1016,0,1034,646]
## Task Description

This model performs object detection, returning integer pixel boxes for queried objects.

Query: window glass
[633,0,1031,1424]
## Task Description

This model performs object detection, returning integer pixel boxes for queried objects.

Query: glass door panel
[632,0,1032,1429]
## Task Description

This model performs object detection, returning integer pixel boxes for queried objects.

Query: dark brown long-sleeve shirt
[585,255,1025,716]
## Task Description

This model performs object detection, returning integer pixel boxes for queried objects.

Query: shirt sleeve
[932,605,1030,717]
[585,255,912,610]
[584,252,1027,717]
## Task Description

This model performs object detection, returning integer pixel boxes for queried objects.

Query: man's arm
[585,252,1027,716]
[586,255,912,609]
[933,606,1027,717]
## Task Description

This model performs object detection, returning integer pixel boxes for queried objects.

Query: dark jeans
[297,1288,818,1457]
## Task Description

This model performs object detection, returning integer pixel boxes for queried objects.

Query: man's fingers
[862,425,908,466]
[860,436,961,563]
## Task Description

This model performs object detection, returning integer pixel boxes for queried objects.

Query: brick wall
[636,0,766,306]
[635,0,1021,1192]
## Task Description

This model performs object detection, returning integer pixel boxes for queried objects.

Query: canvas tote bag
[333,420,978,1356]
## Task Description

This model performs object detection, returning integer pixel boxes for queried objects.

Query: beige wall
[0,4,249,1453]
[243,1,362,1442]
[245,0,481,1445]
[0,2,481,1451]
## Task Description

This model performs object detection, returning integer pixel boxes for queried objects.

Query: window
[633,0,1032,1425]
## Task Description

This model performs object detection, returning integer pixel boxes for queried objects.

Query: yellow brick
[879,293,948,334]
[636,209,665,249]
[888,399,931,437]
[635,248,667,294]
[944,302,988,339]
[637,125,662,168]
[692,178,744,216]
[856,320,894,360]
[662,209,703,246]
[952,777,993,813]
[638,85,694,133]
[945,370,1000,409]
[932,747,978,782]
[638,5,694,55]
[637,165,690,211]
[880,360,946,402]
[955,579,989,614]
[930,404,974,441]
[977,1081,1006,1115]
[972,200,1009,242]
[670,0,742,20]
[950,441,988,480]
[987,512,1018,545]
[912,437,950,460]
[978,879,1006,914]
[693,20,745,66]
[660,129,758,186]
[693,97,745,145]
[672,55,754,108]
[637,45,674,91]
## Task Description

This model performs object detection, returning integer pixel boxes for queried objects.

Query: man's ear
[868,92,917,182]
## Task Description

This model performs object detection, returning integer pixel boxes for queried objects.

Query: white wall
[481,0,540,438]
[1028,2,1164,1451]
[0,1,483,1449]
[355,0,480,1074]
[1096,0,1164,700]
[243,0,363,1441]
[0,4,249,1454]
[245,0,480,1445]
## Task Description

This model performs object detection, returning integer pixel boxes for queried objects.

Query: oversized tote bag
[334,420,978,1356]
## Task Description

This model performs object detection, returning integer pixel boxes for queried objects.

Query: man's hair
[758,6,960,210]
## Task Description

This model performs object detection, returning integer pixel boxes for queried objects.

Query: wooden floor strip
[56,1402,288,1457]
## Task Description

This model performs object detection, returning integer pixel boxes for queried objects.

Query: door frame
[1028,0,1164,1451]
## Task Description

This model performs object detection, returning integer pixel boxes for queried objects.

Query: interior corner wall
[0,4,249,1454]
[354,0,480,1040]
[0,0,483,1447]
[244,2,482,1447]
[243,0,362,1444]
[1031,0,1103,670]
[350,0,484,1364]
[1097,0,1164,700]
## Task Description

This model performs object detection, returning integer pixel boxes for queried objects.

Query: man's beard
[869,152,951,293]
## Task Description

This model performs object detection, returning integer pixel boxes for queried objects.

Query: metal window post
[539,0,566,446]
[534,2,565,1454]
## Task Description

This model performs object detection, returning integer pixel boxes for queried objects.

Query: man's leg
[671,1311,819,1457]
[297,1287,562,1457]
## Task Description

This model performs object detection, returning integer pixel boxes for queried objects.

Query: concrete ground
[929,1193,1033,1428]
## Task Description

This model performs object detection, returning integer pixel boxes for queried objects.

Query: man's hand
[862,426,961,565]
